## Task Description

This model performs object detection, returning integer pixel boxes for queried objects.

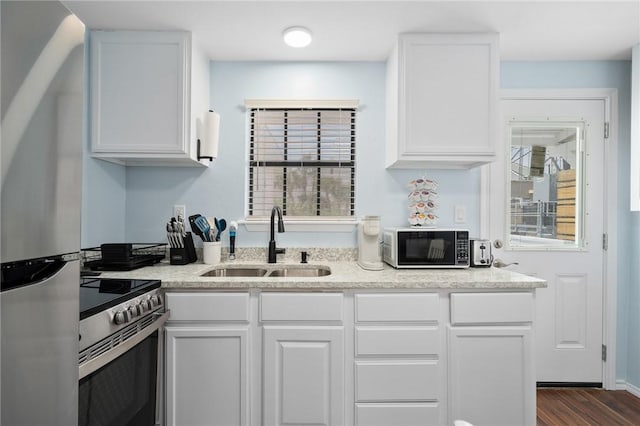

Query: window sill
[240,219,358,233]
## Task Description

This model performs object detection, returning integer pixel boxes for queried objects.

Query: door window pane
[508,122,585,249]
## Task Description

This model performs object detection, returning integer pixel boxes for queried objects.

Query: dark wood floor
[537,388,640,425]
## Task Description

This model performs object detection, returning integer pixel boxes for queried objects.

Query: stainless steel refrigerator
[1,1,85,424]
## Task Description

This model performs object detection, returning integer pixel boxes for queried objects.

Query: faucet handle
[301,251,309,263]
[276,248,286,255]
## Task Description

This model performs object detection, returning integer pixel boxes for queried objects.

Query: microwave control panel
[455,231,470,265]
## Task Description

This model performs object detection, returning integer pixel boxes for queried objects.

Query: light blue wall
[502,61,634,386]
[122,61,481,248]
[80,33,126,248]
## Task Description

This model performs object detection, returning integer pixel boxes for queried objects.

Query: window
[507,121,585,249]
[247,102,356,220]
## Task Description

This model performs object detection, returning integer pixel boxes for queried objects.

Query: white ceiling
[63,0,640,62]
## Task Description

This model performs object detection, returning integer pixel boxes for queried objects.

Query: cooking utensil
[216,218,227,242]
[188,214,205,241]
[194,216,211,242]
[207,217,216,242]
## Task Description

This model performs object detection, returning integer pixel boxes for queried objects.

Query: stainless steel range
[78,277,168,426]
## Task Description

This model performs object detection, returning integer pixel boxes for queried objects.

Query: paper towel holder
[197,109,219,161]
[197,138,213,161]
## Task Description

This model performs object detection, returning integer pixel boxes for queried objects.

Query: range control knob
[114,309,132,325]
[136,301,148,314]
[128,304,141,318]
[150,295,162,308]
[140,299,153,311]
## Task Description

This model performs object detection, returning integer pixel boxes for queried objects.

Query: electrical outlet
[173,205,186,220]
[454,205,466,224]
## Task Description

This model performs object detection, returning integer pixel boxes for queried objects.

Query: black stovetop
[79,277,161,320]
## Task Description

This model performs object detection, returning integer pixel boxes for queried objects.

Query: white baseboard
[616,380,640,398]
[627,382,640,398]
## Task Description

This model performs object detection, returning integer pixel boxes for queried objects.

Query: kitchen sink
[201,265,331,278]
[266,266,331,277]
[201,267,268,277]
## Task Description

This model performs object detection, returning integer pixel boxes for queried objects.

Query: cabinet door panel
[261,292,343,322]
[263,326,344,426]
[355,326,439,356]
[450,292,533,325]
[448,327,535,426]
[91,31,187,154]
[355,361,439,402]
[356,403,440,426]
[165,327,248,426]
[166,292,250,321]
[355,293,439,322]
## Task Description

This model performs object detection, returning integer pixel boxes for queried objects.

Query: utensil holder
[170,232,197,265]
[203,241,222,265]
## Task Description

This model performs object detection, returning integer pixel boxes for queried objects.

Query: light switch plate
[454,205,466,223]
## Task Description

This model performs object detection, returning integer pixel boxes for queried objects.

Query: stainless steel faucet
[268,206,285,263]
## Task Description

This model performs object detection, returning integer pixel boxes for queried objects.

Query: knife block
[170,232,197,265]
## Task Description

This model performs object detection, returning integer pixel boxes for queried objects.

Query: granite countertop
[93,257,546,290]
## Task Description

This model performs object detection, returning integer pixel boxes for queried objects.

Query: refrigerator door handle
[1,257,73,292]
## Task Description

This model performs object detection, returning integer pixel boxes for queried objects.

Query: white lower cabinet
[448,327,534,426]
[263,326,345,426]
[164,292,250,426]
[448,292,536,426]
[165,327,249,426]
[163,290,535,426]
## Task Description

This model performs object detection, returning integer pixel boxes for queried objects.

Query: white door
[489,97,606,384]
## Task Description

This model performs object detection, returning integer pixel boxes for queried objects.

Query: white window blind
[248,107,356,218]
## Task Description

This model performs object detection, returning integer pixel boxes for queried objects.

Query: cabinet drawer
[260,293,343,322]
[355,327,439,356]
[355,361,439,402]
[450,293,533,325]
[355,293,439,323]
[166,292,249,321]
[356,403,440,426]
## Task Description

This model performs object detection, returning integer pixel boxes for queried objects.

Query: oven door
[397,230,457,267]
[79,311,168,426]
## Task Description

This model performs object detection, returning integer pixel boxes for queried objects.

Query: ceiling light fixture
[283,26,312,48]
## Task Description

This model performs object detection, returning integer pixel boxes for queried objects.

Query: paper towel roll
[201,110,220,159]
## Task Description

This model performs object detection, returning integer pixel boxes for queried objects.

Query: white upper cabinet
[386,33,499,169]
[90,31,210,166]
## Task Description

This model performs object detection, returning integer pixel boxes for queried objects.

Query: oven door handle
[79,310,169,380]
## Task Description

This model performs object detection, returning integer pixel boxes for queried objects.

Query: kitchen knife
[170,217,182,248]
[173,221,183,248]
[166,222,175,248]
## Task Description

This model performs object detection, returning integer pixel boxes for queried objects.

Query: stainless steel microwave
[382,228,470,268]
